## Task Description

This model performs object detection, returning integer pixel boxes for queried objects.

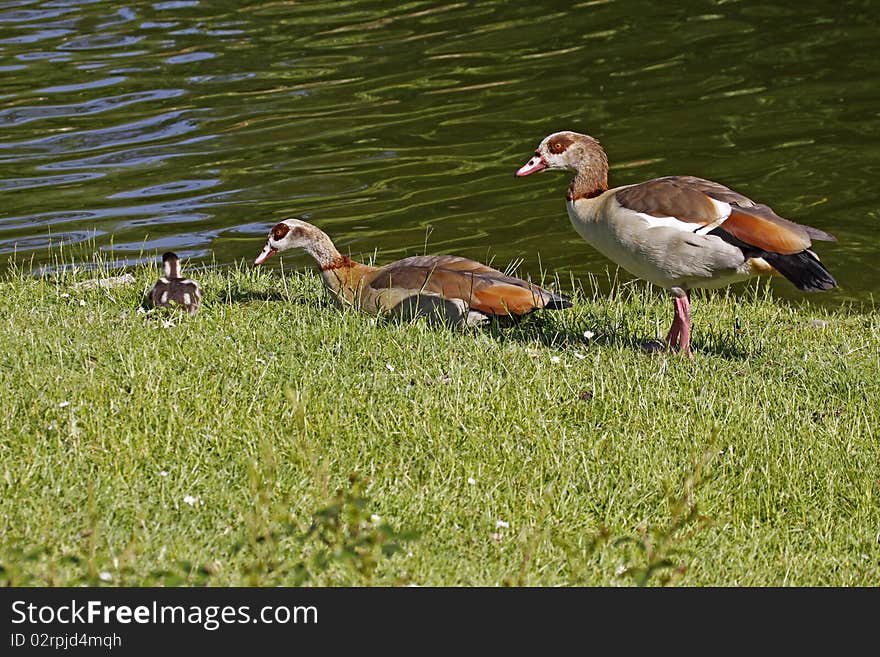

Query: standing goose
[515,130,837,356]
[254,218,570,326]
[146,251,202,315]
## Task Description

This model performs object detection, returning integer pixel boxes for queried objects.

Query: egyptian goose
[146,251,202,315]
[253,218,571,326]
[515,131,837,356]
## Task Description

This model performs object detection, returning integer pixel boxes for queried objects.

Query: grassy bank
[1,256,878,586]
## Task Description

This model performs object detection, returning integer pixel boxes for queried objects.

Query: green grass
[1,255,878,586]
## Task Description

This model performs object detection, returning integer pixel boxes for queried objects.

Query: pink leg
[675,292,692,357]
[666,291,692,357]
[665,313,682,350]
[666,309,681,351]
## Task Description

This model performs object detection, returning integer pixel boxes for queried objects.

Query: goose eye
[272,223,290,240]
[549,142,564,154]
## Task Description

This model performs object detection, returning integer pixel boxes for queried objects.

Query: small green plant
[306,474,419,584]
[610,446,717,586]
[233,472,419,586]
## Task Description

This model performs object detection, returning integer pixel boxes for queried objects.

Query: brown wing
[616,177,720,224]
[617,175,835,254]
[367,255,569,316]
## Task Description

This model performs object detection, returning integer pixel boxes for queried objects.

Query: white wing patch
[693,198,733,234]
[631,197,732,235]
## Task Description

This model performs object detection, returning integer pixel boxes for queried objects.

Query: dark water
[1,0,877,306]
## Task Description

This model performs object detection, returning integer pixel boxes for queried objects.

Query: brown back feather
[366,255,562,316]
[616,177,719,224]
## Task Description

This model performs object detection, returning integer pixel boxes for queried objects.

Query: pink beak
[254,244,277,265]
[515,153,547,177]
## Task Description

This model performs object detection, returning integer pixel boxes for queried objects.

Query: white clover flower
[159,470,168,477]
[370,514,381,523]
[183,494,198,506]
[98,571,112,582]
[385,363,395,372]
[58,401,70,408]
[583,330,595,340]
[467,477,476,486]
[549,355,561,364]
[495,520,509,529]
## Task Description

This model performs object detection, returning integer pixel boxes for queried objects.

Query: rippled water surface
[1,0,877,305]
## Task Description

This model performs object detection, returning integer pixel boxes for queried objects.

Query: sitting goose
[515,130,837,356]
[146,251,202,315]
[253,218,570,326]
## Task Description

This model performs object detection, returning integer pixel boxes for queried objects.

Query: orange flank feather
[722,209,811,255]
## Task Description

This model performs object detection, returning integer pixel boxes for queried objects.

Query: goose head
[254,218,342,268]
[254,219,322,264]
[514,131,607,177]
